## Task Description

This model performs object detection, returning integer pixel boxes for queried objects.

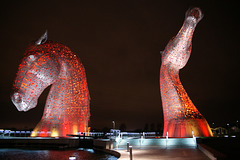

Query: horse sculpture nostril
[13,92,22,103]
[186,7,203,22]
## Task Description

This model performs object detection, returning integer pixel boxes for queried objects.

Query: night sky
[0,0,239,131]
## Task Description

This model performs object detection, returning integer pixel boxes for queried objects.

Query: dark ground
[198,137,240,160]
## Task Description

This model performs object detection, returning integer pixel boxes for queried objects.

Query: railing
[0,129,159,138]
[0,130,105,138]
[0,130,32,137]
[107,132,160,139]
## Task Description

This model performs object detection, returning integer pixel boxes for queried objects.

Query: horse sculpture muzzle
[11,90,37,112]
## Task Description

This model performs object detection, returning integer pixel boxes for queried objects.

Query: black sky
[0,0,239,131]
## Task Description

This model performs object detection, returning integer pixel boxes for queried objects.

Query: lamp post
[112,121,115,129]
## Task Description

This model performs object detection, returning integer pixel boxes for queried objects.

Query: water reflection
[0,148,117,160]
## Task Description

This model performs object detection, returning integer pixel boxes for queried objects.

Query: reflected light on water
[0,148,117,160]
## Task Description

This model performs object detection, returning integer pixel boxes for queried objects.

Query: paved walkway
[116,148,210,160]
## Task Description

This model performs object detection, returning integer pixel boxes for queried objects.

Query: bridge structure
[92,131,197,149]
[111,131,197,149]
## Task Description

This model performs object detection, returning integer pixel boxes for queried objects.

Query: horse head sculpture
[11,31,90,137]
[160,8,213,137]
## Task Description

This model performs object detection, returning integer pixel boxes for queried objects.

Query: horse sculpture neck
[34,42,90,137]
[160,8,213,137]
[160,65,202,120]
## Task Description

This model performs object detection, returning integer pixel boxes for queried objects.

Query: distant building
[211,127,228,137]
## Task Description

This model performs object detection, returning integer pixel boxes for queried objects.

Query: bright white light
[69,156,76,160]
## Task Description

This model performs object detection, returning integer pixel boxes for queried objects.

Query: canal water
[0,148,118,160]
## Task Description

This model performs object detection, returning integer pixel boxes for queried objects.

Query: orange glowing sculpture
[11,31,90,137]
[160,8,213,137]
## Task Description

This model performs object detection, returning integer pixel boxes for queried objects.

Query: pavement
[116,147,210,160]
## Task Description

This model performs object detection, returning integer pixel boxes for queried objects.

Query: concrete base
[93,139,114,149]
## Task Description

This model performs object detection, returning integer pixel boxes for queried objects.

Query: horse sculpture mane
[11,32,90,137]
[160,8,213,137]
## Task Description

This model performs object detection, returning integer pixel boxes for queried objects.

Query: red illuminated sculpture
[11,31,90,137]
[160,8,213,137]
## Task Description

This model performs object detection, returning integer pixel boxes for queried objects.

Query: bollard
[109,140,113,149]
[192,131,197,147]
[166,131,168,148]
[127,142,130,152]
[129,146,133,160]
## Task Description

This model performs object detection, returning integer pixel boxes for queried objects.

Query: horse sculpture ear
[35,30,48,45]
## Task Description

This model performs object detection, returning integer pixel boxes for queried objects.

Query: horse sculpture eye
[28,55,36,62]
